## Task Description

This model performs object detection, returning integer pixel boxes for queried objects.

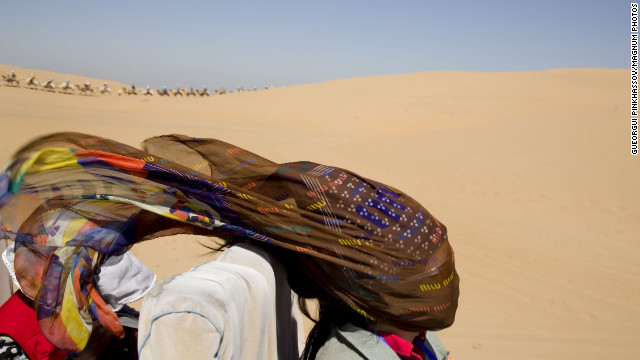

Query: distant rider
[27,73,36,86]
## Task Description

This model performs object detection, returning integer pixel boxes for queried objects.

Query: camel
[118,87,137,95]
[215,88,227,95]
[186,88,198,97]
[2,73,19,86]
[24,76,39,89]
[75,83,94,95]
[199,88,211,96]
[142,88,153,96]
[157,88,170,96]
[41,79,56,91]
[173,88,184,96]
[99,86,111,95]
[57,81,75,94]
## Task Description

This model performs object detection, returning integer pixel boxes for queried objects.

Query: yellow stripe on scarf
[12,148,80,193]
[62,218,88,245]
[19,148,80,174]
[61,274,90,350]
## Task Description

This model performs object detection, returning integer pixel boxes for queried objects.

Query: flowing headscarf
[0,132,459,353]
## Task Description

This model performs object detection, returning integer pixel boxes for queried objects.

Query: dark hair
[298,296,371,359]
[207,236,370,360]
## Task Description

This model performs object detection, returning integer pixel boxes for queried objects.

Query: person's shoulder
[423,331,452,360]
[315,323,398,360]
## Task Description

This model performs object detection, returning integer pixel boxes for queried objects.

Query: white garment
[95,251,157,311]
[138,243,305,360]
[0,240,11,304]
[217,243,305,359]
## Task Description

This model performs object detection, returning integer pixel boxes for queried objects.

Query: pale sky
[0,1,627,90]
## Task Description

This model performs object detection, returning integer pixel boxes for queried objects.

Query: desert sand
[0,64,637,359]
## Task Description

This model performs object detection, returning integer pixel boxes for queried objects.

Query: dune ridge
[0,64,637,359]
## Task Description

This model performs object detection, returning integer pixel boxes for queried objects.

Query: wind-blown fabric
[0,132,459,353]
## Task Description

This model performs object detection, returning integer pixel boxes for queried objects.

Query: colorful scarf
[0,132,459,353]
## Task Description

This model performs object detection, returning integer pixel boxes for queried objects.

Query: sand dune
[0,64,637,359]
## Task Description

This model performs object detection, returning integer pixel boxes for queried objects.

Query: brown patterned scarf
[0,132,459,352]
